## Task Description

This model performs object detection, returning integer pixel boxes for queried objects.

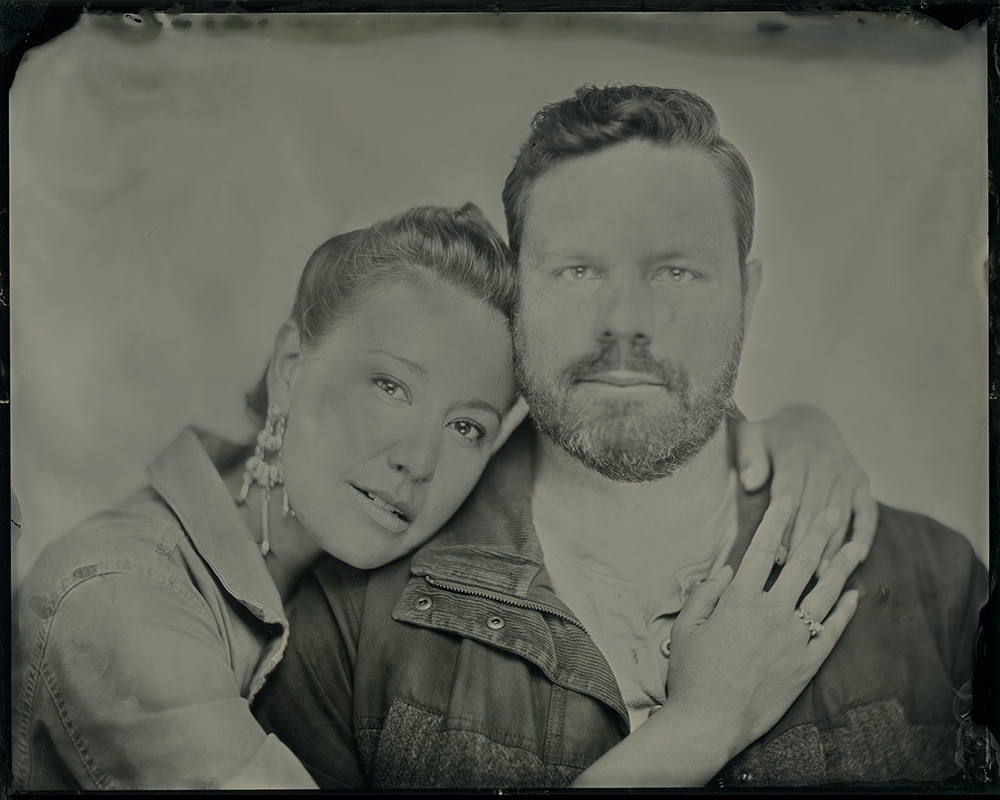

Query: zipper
[423,575,592,638]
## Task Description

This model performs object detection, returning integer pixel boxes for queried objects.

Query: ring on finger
[797,607,824,638]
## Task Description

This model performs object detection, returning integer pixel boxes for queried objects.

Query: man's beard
[513,322,743,483]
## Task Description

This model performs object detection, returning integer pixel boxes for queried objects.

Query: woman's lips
[350,484,411,534]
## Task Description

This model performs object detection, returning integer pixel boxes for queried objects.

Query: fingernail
[817,558,830,576]
[741,459,767,488]
[823,507,842,526]
[859,544,870,562]
[776,544,787,565]
[777,495,792,512]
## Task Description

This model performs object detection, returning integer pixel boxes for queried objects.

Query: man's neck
[531,424,734,570]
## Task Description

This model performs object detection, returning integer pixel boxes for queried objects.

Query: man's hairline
[512,140,749,277]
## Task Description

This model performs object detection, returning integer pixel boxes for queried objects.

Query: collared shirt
[12,428,318,791]
[534,471,739,730]
[255,419,988,789]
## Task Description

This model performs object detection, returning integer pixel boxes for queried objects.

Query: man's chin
[539,406,725,483]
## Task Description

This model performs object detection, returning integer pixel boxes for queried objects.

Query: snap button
[486,615,505,630]
[737,771,753,784]
[414,596,432,611]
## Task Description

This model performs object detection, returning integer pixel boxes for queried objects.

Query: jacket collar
[146,427,288,629]
[404,417,771,732]
[411,417,771,593]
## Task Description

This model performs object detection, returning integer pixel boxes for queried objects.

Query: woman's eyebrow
[364,350,427,378]
[460,399,503,423]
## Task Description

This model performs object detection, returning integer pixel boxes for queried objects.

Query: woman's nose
[386,428,440,483]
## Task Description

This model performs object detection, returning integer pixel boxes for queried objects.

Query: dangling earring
[237,402,294,557]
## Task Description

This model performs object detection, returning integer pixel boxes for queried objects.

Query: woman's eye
[449,419,486,445]
[374,378,408,401]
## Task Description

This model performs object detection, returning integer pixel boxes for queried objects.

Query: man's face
[513,141,759,482]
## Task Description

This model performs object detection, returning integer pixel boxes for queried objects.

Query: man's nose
[387,426,440,483]
[596,272,654,348]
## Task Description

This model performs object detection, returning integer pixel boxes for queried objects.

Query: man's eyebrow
[639,248,712,266]
[527,246,596,264]
[364,350,428,378]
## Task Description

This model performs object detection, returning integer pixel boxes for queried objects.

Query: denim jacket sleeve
[14,559,318,791]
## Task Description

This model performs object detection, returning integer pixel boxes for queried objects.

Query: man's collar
[412,417,771,597]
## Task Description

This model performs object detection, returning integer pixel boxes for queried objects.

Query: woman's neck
[220,462,324,603]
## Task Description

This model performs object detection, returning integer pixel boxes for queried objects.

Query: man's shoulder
[866,502,985,586]
[821,501,987,695]
[727,503,989,786]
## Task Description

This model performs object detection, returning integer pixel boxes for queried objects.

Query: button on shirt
[534,471,739,731]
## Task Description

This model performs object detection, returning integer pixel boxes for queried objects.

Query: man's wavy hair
[502,84,755,284]
[246,204,515,426]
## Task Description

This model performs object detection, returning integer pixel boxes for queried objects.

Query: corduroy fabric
[257,421,987,789]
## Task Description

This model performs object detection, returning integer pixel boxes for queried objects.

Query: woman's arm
[13,568,318,791]
[572,497,862,787]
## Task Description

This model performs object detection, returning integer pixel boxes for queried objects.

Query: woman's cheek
[443,452,491,510]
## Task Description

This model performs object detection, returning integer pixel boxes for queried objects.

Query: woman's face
[273,278,517,569]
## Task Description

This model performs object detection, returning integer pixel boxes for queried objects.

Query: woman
[13,204,876,791]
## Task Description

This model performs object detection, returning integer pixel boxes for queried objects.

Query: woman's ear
[491,395,530,455]
[266,320,303,413]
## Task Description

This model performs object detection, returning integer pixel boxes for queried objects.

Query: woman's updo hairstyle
[246,204,515,426]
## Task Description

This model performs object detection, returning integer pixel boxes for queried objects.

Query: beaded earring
[237,402,294,557]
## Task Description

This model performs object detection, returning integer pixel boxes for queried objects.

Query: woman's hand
[665,497,861,761]
[733,405,879,573]
[573,498,861,788]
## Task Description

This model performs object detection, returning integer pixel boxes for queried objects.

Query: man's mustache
[563,341,687,390]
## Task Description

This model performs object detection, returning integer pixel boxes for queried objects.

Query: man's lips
[577,371,666,387]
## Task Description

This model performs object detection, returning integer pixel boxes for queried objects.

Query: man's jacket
[255,424,988,789]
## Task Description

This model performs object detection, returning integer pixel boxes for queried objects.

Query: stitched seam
[40,658,113,790]
[543,684,565,767]
[12,614,51,789]
[17,566,227,789]
[51,562,218,631]
[154,520,184,559]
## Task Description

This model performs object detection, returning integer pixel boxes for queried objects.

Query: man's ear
[266,320,303,413]
[743,258,764,337]
[491,395,530,455]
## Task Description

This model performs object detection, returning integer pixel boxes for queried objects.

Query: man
[255,85,988,788]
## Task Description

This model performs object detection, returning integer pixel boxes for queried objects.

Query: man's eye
[653,267,695,284]
[558,266,594,280]
[374,378,408,401]
[449,419,486,445]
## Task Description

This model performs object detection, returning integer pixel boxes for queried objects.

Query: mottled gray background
[10,11,988,586]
